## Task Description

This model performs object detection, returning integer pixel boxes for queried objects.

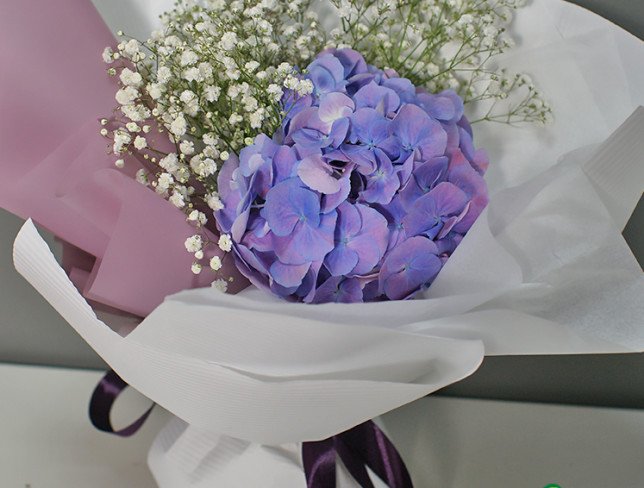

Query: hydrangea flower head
[215,49,489,303]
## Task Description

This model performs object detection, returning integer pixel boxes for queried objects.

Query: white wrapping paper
[14,0,644,486]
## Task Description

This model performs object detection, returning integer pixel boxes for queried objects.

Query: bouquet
[1,0,643,486]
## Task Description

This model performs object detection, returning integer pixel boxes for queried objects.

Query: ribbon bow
[302,420,413,488]
[90,370,414,487]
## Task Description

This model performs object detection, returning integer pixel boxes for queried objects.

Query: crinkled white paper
[16,0,644,486]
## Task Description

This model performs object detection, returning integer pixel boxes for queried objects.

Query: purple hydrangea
[215,49,489,303]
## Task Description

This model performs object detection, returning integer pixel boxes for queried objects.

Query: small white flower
[135,168,148,185]
[115,86,138,106]
[198,62,213,79]
[180,49,199,66]
[228,113,243,125]
[203,133,218,146]
[122,39,140,56]
[187,210,207,225]
[209,256,222,271]
[121,104,150,122]
[204,85,221,102]
[218,234,233,252]
[113,130,131,153]
[180,89,197,103]
[170,115,187,136]
[207,194,224,211]
[147,83,164,100]
[159,153,179,173]
[211,279,228,293]
[244,60,260,72]
[183,66,202,82]
[156,66,172,83]
[220,151,230,161]
[125,122,140,132]
[267,83,283,101]
[114,159,125,168]
[133,135,147,150]
[102,47,114,63]
[191,262,202,274]
[184,234,202,253]
[220,32,238,51]
[119,67,143,87]
[169,190,186,208]
[157,173,174,192]
[180,140,195,155]
[249,108,265,128]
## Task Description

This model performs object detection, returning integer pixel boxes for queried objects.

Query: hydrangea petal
[270,261,311,288]
[379,237,442,300]
[262,178,320,236]
[273,211,337,265]
[390,104,447,159]
[312,277,363,303]
[318,92,355,123]
[297,154,342,194]
[354,81,401,114]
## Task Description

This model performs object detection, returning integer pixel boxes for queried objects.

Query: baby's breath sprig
[101,0,327,276]
[330,0,552,125]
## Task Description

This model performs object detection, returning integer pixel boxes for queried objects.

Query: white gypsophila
[191,262,203,274]
[121,104,150,122]
[207,193,224,211]
[148,83,164,100]
[102,47,114,63]
[115,86,138,106]
[204,85,221,102]
[156,66,172,84]
[119,67,143,87]
[159,153,179,173]
[209,256,222,271]
[180,140,195,155]
[180,49,199,66]
[157,173,174,192]
[219,32,238,51]
[184,234,202,253]
[114,158,125,168]
[187,210,207,226]
[203,133,218,146]
[218,234,232,252]
[133,135,147,150]
[122,39,141,58]
[211,279,228,293]
[330,0,550,125]
[135,168,148,185]
[112,130,131,154]
[104,0,329,279]
[170,115,187,137]
[169,190,186,208]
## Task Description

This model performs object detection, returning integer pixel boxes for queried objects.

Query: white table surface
[1,363,643,487]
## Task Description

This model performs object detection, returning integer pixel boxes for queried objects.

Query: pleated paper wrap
[3,0,644,486]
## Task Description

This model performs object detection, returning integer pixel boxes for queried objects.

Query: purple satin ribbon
[90,371,413,487]
[302,420,414,488]
[89,369,154,437]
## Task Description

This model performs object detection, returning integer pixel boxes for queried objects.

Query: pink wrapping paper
[0,0,246,317]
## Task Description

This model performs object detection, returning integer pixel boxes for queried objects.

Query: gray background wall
[0,0,642,408]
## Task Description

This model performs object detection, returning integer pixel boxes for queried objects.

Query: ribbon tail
[338,420,413,488]
[335,436,375,488]
[302,437,337,488]
[89,369,154,437]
